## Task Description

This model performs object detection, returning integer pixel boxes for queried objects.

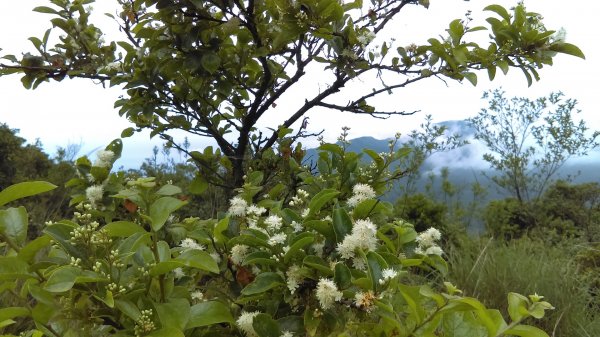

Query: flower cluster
[236,311,260,337]
[85,185,104,207]
[93,149,115,168]
[415,227,443,256]
[315,278,343,310]
[347,183,376,207]
[336,219,377,267]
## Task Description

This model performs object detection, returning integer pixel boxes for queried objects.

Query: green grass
[446,236,600,337]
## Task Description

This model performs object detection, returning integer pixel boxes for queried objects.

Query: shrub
[0,141,554,337]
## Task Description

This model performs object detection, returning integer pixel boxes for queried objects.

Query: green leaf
[0,207,28,246]
[332,208,352,243]
[0,307,30,322]
[32,6,58,14]
[283,235,315,263]
[484,4,511,21]
[253,313,281,337]
[303,255,333,276]
[44,266,81,293]
[176,249,219,273]
[0,181,56,206]
[507,292,530,322]
[103,221,147,237]
[121,127,135,138]
[213,216,230,243]
[442,312,487,337]
[155,299,190,330]
[187,301,234,328]
[366,251,388,291]
[308,189,340,216]
[548,42,585,59]
[241,272,285,296]
[0,257,33,281]
[504,324,549,337]
[334,263,352,289]
[149,197,187,231]
[18,235,52,263]
[115,299,141,321]
[156,184,182,196]
[463,72,477,86]
[201,53,221,74]
[147,327,185,337]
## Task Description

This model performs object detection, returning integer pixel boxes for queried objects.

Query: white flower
[264,215,283,231]
[315,278,343,310]
[301,209,310,218]
[379,268,398,284]
[86,185,104,206]
[231,244,250,265]
[353,183,376,198]
[94,150,115,168]
[237,311,260,337]
[180,238,205,251]
[291,221,303,233]
[415,227,441,248]
[336,219,377,259]
[173,268,185,279]
[347,183,376,207]
[280,331,294,337]
[246,204,266,216]
[286,265,303,294]
[191,290,204,302]
[357,30,376,46]
[228,196,248,217]
[268,233,287,246]
[312,242,324,257]
[425,246,444,256]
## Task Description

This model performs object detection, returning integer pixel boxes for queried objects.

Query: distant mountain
[302,119,600,231]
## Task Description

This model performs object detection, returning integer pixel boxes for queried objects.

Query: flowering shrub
[0,140,554,337]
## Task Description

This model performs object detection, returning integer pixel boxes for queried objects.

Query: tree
[469,89,599,203]
[0,0,584,188]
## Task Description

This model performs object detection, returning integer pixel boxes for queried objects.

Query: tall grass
[447,237,599,337]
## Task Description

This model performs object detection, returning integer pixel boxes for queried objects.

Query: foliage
[483,180,600,241]
[0,123,76,234]
[469,89,599,203]
[483,198,537,240]
[0,0,584,187]
[394,193,447,233]
[447,237,600,337]
[0,123,52,189]
[0,141,554,337]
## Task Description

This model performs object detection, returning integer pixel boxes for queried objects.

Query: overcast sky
[1,0,598,168]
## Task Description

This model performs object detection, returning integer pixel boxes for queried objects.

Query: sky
[0,0,598,168]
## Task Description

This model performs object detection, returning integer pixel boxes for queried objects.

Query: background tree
[469,89,599,203]
[0,1,584,188]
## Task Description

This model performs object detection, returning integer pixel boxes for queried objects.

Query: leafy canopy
[0,0,584,187]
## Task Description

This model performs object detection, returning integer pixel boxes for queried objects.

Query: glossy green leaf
[241,272,285,296]
[507,292,530,322]
[308,189,340,216]
[0,181,56,206]
[253,313,281,337]
[149,197,187,231]
[283,235,314,263]
[549,42,585,59]
[0,206,28,246]
[332,207,352,243]
[155,298,190,330]
[0,307,30,322]
[44,266,81,293]
[187,301,234,328]
[504,324,549,337]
